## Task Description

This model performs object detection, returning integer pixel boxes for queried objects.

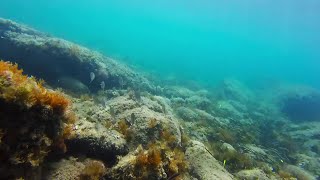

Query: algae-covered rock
[0,18,154,93]
[56,76,90,94]
[235,168,276,180]
[176,107,199,122]
[107,94,182,147]
[106,141,189,179]
[164,86,196,98]
[221,143,237,155]
[44,157,86,180]
[185,140,234,180]
[186,95,211,110]
[294,153,320,177]
[66,98,129,163]
[215,79,254,103]
[44,157,106,180]
[66,128,128,164]
[215,100,244,120]
[0,60,75,179]
[282,165,316,180]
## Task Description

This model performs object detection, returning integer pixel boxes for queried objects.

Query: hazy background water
[1,0,320,88]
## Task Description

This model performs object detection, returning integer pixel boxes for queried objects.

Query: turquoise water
[1,0,319,88]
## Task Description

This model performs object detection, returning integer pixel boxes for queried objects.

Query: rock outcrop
[0,18,154,93]
[185,140,234,180]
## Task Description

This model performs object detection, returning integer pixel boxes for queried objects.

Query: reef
[0,18,319,180]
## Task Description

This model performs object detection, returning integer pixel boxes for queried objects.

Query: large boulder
[185,140,234,180]
[66,98,129,164]
[0,18,154,93]
[106,93,182,147]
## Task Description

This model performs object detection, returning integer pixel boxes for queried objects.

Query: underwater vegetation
[79,159,107,180]
[116,118,132,141]
[107,124,189,179]
[0,18,319,179]
[205,141,255,173]
[134,142,188,179]
[0,18,154,94]
[0,60,76,179]
[43,157,107,180]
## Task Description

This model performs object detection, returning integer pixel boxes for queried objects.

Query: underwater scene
[0,0,319,179]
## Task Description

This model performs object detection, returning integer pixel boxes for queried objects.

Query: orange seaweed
[0,60,76,179]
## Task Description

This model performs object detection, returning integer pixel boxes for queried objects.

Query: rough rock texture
[107,93,182,147]
[215,79,254,103]
[66,98,128,164]
[215,100,245,120]
[175,107,199,122]
[0,61,76,179]
[0,18,154,93]
[65,124,128,164]
[284,121,320,177]
[282,165,316,180]
[293,153,320,177]
[235,168,276,180]
[185,140,234,180]
[106,153,137,179]
[164,86,197,98]
[44,157,106,180]
[44,157,86,180]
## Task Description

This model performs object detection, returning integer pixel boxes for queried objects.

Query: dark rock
[281,88,320,122]
[65,135,128,165]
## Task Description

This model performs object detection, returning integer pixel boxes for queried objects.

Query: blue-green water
[1,0,319,88]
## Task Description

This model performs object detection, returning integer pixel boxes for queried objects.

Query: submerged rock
[282,165,316,180]
[0,18,154,93]
[186,95,211,110]
[185,140,234,180]
[44,157,106,180]
[176,107,199,122]
[67,98,129,164]
[107,94,182,147]
[235,168,275,180]
[44,157,86,180]
[216,100,244,120]
[215,79,254,103]
[0,61,76,179]
[278,86,320,122]
[221,143,237,155]
[66,129,128,164]
[164,86,196,98]
[56,76,90,94]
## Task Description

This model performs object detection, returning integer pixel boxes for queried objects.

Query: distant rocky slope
[0,18,154,93]
[0,17,319,180]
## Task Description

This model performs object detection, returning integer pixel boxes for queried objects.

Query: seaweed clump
[115,119,132,141]
[108,126,189,179]
[106,125,189,180]
[79,160,106,180]
[0,60,76,179]
[206,142,255,173]
[134,139,188,179]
